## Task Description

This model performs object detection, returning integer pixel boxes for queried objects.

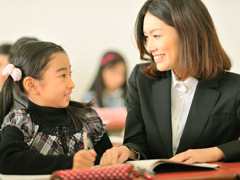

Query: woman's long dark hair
[89,51,127,107]
[135,0,231,81]
[0,41,92,131]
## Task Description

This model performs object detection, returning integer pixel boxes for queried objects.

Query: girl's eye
[70,71,73,76]
[61,74,66,78]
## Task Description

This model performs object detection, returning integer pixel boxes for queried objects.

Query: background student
[0,41,112,174]
[100,0,240,165]
[82,51,127,108]
[0,43,12,91]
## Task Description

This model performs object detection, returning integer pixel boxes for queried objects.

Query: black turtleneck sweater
[0,101,112,175]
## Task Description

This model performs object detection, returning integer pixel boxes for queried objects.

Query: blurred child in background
[82,51,127,108]
[0,43,12,91]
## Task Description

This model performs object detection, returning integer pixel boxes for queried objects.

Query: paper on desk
[191,162,220,168]
[109,135,123,144]
[102,120,110,125]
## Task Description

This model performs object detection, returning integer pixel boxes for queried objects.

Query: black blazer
[124,63,240,161]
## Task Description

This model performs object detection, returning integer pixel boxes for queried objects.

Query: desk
[1,162,239,180]
[0,174,50,180]
[151,162,240,180]
[219,162,240,178]
[94,107,127,142]
[94,107,127,131]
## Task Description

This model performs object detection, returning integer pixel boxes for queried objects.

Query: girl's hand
[72,149,97,170]
[169,147,225,164]
[100,146,135,166]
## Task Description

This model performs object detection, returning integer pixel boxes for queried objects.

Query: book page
[126,159,165,172]
[126,159,220,172]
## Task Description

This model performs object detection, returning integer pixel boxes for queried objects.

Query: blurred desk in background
[95,107,127,145]
[95,107,127,132]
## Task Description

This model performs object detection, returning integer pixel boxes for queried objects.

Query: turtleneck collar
[27,100,70,126]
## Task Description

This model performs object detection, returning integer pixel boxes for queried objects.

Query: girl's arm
[93,132,113,164]
[0,126,73,175]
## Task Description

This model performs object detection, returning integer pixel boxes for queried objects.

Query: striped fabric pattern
[1,109,106,156]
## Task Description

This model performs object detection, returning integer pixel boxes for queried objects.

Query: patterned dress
[0,100,112,174]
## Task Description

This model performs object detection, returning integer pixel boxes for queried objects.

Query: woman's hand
[100,146,136,166]
[169,147,225,164]
[72,149,97,170]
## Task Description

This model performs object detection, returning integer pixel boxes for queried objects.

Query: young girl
[0,41,112,174]
[82,51,127,107]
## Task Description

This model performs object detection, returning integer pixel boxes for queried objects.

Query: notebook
[126,159,220,173]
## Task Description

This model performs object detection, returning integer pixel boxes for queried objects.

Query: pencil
[83,131,88,150]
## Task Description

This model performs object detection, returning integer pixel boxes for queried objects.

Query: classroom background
[0,0,239,101]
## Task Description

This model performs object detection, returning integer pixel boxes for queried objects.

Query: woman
[100,0,240,165]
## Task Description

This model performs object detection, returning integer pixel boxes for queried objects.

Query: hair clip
[2,64,22,81]
[100,53,117,66]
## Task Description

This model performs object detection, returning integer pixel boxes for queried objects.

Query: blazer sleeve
[123,64,151,159]
[217,92,240,161]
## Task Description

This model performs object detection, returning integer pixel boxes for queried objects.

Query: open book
[126,159,220,173]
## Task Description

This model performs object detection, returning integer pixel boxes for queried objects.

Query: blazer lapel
[152,71,173,157]
[177,78,220,153]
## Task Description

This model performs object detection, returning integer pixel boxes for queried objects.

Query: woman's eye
[144,35,149,40]
[70,71,73,76]
[154,34,161,38]
[61,74,66,78]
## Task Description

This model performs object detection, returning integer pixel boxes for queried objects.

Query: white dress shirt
[171,70,198,155]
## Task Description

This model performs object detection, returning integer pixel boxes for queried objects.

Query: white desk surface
[0,174,50,180]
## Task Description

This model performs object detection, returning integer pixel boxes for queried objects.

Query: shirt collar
[171,70,198,92]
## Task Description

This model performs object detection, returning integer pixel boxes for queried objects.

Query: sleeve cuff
[129,148,141,160]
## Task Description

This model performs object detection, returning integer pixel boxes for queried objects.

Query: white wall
[202,0,240,74]
[0,0,239,101]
